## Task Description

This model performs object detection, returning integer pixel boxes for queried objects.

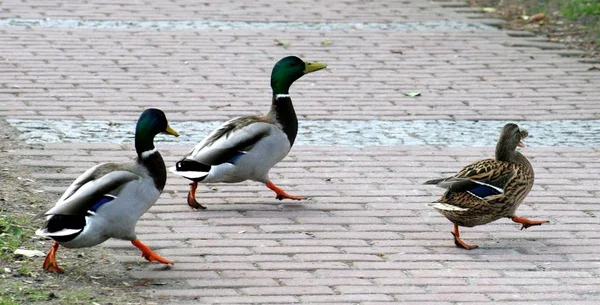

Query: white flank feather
[169,166,208,179]
[427,202,469,211]
[36,228,83,237]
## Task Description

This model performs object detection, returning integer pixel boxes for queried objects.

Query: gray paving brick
[241,286,335,296]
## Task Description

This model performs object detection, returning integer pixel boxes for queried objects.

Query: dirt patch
[469,0,600,61]
[0,118,159,305]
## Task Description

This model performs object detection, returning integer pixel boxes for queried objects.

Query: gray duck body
[36,152,166,248]
[171,94,295,184]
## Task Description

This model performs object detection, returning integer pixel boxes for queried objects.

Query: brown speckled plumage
[432,151,533,227]
[425,123,546,249]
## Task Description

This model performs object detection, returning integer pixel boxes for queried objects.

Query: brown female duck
[424,123,548,249]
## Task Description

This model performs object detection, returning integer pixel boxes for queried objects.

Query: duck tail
[424,178,446,185]
[427,202,469,212]
[169,159,210,181]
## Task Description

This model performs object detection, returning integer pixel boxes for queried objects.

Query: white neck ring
[140,148,158,159]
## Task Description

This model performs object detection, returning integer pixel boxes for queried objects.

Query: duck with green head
[170,56,327,209]
[424,123,549,249]
[35,109,179,272]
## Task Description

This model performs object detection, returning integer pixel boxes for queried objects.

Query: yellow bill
[304,61,327,74]
[165,125,179,137]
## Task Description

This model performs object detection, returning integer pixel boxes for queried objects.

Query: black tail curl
[175,159,211,173]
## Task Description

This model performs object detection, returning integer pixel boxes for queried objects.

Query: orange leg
[451,224,478,250]
[131,239,173,265]
[42,241,64,273]
[266,181,304,201]
[187,182,206,209]
[511,216,549,230]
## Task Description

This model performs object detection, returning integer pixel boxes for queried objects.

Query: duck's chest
[242,128,291,169]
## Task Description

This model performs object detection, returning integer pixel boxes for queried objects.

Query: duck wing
[34,163,140,219]
[175,116,274,170]
[425,159,517,211]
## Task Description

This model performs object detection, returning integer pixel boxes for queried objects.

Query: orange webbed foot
[132,239,173,265]
[452,224,478,250]
[266,181,304,201]
[42,242,64,273]
[511,216,549,230]
[187,182,206,209]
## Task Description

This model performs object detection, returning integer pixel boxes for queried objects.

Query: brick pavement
[2,0,600,304]
[8,144,600,304]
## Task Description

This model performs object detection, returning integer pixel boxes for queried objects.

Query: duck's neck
[495,144,517,163]
[496,146,531,167]
[513,151,532,168]
[266,93,298,146]
[135,134,167,191]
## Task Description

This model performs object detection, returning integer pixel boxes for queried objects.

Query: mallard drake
[424,123,548,249]
[169,56,326,209]
[35,108,179,272]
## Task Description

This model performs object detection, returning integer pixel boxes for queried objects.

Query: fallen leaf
[520,15,530,20]
[482,7,496,13]
[134,280,151,287]
[528,13,546,23]
[14,249,45,258]
[321,39,332,46]
[588,66,600,71]
[209,103,231,110]
[390,49,403,54]
[274,39,290,47]
[403,92,421,97]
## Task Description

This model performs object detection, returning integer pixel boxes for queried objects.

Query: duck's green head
[135,108,179,155]
[271,56,327,95]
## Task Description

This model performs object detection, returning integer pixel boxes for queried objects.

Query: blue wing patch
[468,184,503,198]
[226,152,246,165]
[90,195,116,212]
